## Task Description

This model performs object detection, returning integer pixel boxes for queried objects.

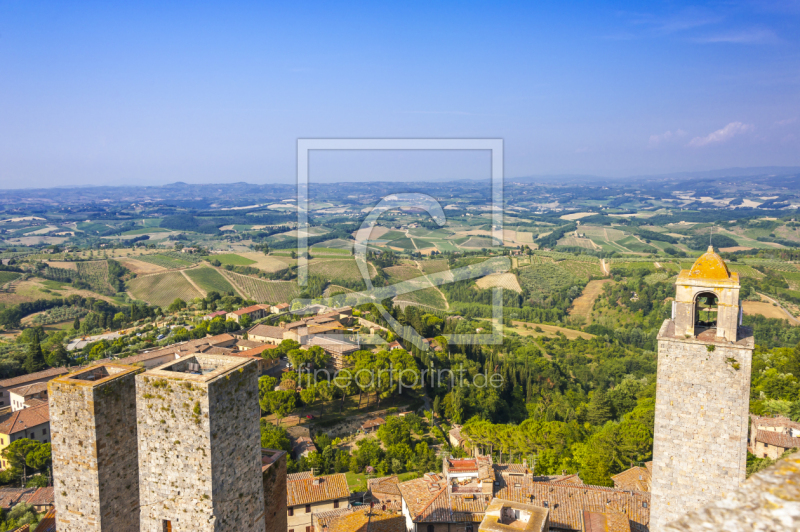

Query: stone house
[0,403,50,471]
[8,381,49,412]
[228,304,272,324]
[0,367,69,409]
[287,472,350,532]
[248,324,287,345]
[313,506,406,532]
[271,303,291,314]
[368,476,402,506]
[611,463,652,492]
[292,437,318,460]
[0,487,54,513]
[752,430,800,460]
[361,417,385,433]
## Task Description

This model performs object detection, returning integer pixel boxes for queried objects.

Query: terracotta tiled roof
[248,324,286,339]
[751,414,800,432]
[324,507,407,532]
[492,463,531,475]
[550,474,584,486]
[231,304,270,316]
[0,367,70,389]
[361,417,385,429]
[288,471,314,481]
[0,403,49,436]
[24,398,47,408]
[398,474,490,523]
[34,508,57,532]
[369,476,401,498]
[287,473,350,506]
[582,510,632,532]
[26,487,54,507]
[8,382,49,397]
[0,487,52,510]
[494,475,650,532]
[232,344,279,359]
[755,429,800,449]
[12,525,30,532]
[611,464,652,493]
[120,334,236,365]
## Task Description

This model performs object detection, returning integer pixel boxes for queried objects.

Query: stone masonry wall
[136,372,215,531]
[50,369,142,532]
[136,361,265,532]
[263,452,287,532]
[208,362,265,531]
[650,321,753,531]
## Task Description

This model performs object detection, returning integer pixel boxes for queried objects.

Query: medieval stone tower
[49,364,144,532]
[650,247,754,530]
[136,353,266,532]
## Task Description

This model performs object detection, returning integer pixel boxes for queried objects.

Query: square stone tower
[651,247,753,530]
[49,363,144,532]
[136,354,265,532]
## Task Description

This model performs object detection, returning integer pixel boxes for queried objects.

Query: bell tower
[672,246,741,342]
[650,247,753,530]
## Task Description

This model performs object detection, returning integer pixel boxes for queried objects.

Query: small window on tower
[163,520,172,532]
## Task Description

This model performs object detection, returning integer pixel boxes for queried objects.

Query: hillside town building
[287,472,350,532]
[0,403,50,471]
[0,367,69,408]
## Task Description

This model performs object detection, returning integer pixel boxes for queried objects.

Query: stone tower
[650,247,754,530]
[49,364,144,532]
[136,354,266,532]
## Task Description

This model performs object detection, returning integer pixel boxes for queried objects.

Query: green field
[308,258,374,282]
[395,286,447,309]
[518,263,577,295]
[184,267,236,294]
[213,253,257,266]
[0,272,21,285]
[128,271,203,307]
[388,237,417,250]
[136,253,197,269]
[220,271,299,303]
[121,227,170,236]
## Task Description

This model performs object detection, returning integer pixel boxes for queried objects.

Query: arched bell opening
[694,291,719,334]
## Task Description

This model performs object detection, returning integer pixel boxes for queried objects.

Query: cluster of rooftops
[291,455,652,532]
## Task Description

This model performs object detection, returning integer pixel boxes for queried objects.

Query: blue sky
[1,1,799,187]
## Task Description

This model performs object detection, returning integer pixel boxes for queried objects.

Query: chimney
[522,459,527,468]
[313,478,322,486]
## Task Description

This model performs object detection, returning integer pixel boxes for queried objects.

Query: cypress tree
[73,316,80,330]
[24,342,47,374]
[586,389,613,426]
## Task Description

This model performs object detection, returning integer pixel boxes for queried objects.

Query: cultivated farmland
[136,253,199,269]
[213,253,257,266]
[128,271,203,307]
[220,270,300,303]
[475,272,522,293]
[184,267,237,295]
[308,259,376,282]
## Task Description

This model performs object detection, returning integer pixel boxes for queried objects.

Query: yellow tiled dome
[687,246,731,281]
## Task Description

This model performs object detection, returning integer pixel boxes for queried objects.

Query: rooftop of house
[233,344,279,359]
[397,473,491,523]
[0,403,49,436]
[581,510,632,532]
[611,463,652,493]
[0,486,54,510]
[361,417,386,429]
[319,507,407,532]
[369,476,402,498]
[34,508,56,532]
[0,367,70,390]
[493,473,648,532]
[7,381,49,397]
[53,363,142,389]
[230,304,270,316]
[287,472,350,506]
[479,498,549,532]
[751,414,800,431]
[755,429,800,450]
[261,448,286,471]
[118,333,236,365]
[146,353,252,384]
[248,324,286,338]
